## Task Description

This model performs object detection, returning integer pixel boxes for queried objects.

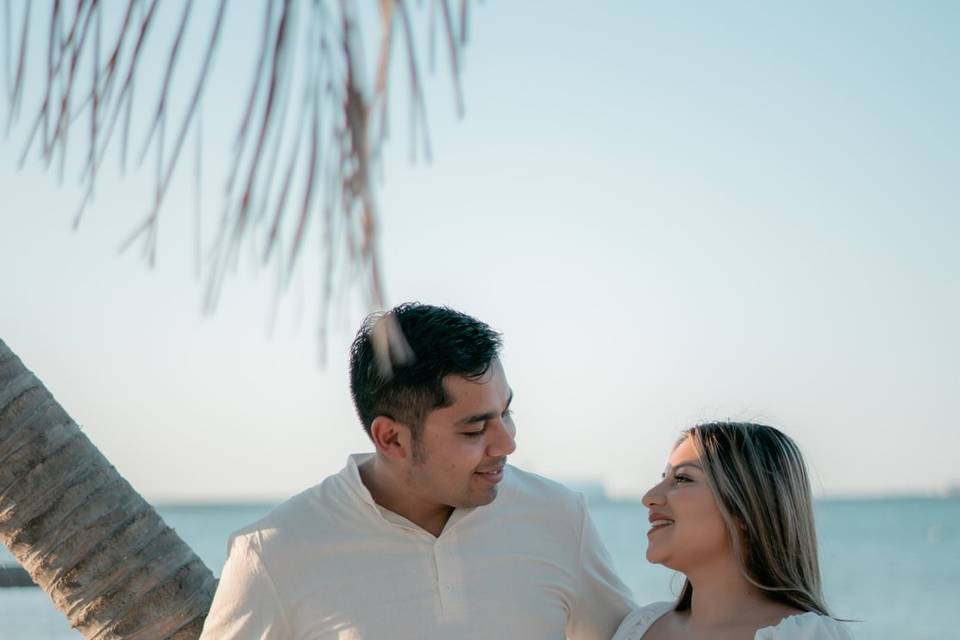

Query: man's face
[404,358,517,511]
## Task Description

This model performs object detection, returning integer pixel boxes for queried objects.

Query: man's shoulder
[487,466,592,552]
[227,488,314,545]
[503,465,587,515]
[229,474,355,552]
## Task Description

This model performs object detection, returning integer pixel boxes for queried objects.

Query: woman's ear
[370,416,412,460]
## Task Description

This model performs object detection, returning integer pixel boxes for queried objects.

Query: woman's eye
[674,474,692,484]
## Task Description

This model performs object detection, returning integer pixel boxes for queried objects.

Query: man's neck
[358,455,453,537]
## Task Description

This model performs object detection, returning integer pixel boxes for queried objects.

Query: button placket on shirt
[433,528,468,621]
[434,536,449,605]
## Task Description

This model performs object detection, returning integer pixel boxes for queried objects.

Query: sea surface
[1,497,958,639]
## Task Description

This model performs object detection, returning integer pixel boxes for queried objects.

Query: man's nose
[487,418,516,457]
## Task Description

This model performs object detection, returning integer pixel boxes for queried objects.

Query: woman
[613,422,854,639]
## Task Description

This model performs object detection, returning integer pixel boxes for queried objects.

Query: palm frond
[4,0,472,353]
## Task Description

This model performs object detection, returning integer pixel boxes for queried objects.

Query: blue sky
[1,1,958,501]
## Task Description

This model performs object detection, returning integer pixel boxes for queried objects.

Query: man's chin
[462,485,498,508]
[481,485,499,503]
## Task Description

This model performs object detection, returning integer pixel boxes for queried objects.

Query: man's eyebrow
[460,390,513,425]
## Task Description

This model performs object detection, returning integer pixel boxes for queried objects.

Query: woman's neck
[682,557,791,632]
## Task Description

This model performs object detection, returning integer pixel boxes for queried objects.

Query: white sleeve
[611,602,674,640]
[199,532,293,640]
[566,495,637,640]
[762,613,857,640]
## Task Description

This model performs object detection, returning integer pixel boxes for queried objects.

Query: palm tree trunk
[0,338,216,639]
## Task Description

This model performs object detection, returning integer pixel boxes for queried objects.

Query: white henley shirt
[200,454,635,639]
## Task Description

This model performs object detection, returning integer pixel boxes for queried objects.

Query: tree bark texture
[0,339,216,639]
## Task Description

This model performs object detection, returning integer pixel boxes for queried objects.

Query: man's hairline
[367,356,504,435]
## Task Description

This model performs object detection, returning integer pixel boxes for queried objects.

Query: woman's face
[642,437,731,572]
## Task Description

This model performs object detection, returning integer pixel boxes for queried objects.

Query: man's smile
[474,463,505,483]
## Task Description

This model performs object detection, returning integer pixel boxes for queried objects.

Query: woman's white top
[612,601,856,639]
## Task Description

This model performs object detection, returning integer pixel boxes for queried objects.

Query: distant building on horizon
[561,479,610,505]
[561,479,642,506]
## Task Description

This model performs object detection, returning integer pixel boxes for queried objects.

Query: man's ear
[370,416,412,460]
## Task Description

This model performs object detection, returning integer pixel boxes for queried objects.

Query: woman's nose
[642,481,665,508]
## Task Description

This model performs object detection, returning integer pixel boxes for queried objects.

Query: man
[200,303,634,639]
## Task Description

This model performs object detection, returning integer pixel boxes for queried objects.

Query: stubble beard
[410,435,428,465]
[406,435,500,509]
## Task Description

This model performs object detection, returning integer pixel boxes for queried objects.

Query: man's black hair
[349,302,503,440]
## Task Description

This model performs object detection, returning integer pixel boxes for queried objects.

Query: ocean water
[1,497,958,639]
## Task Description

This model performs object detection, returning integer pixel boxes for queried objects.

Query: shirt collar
[336,453,510,538]
[338,453,433,535]
[339,452,380,512]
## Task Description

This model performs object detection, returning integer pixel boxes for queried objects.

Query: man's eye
[463,429,485,438]
[502,409,514,419]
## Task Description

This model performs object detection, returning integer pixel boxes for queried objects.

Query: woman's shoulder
[611,601,674,640]
[755,611,857,639]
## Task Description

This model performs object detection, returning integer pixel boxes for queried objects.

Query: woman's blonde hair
[674,422,831,615]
